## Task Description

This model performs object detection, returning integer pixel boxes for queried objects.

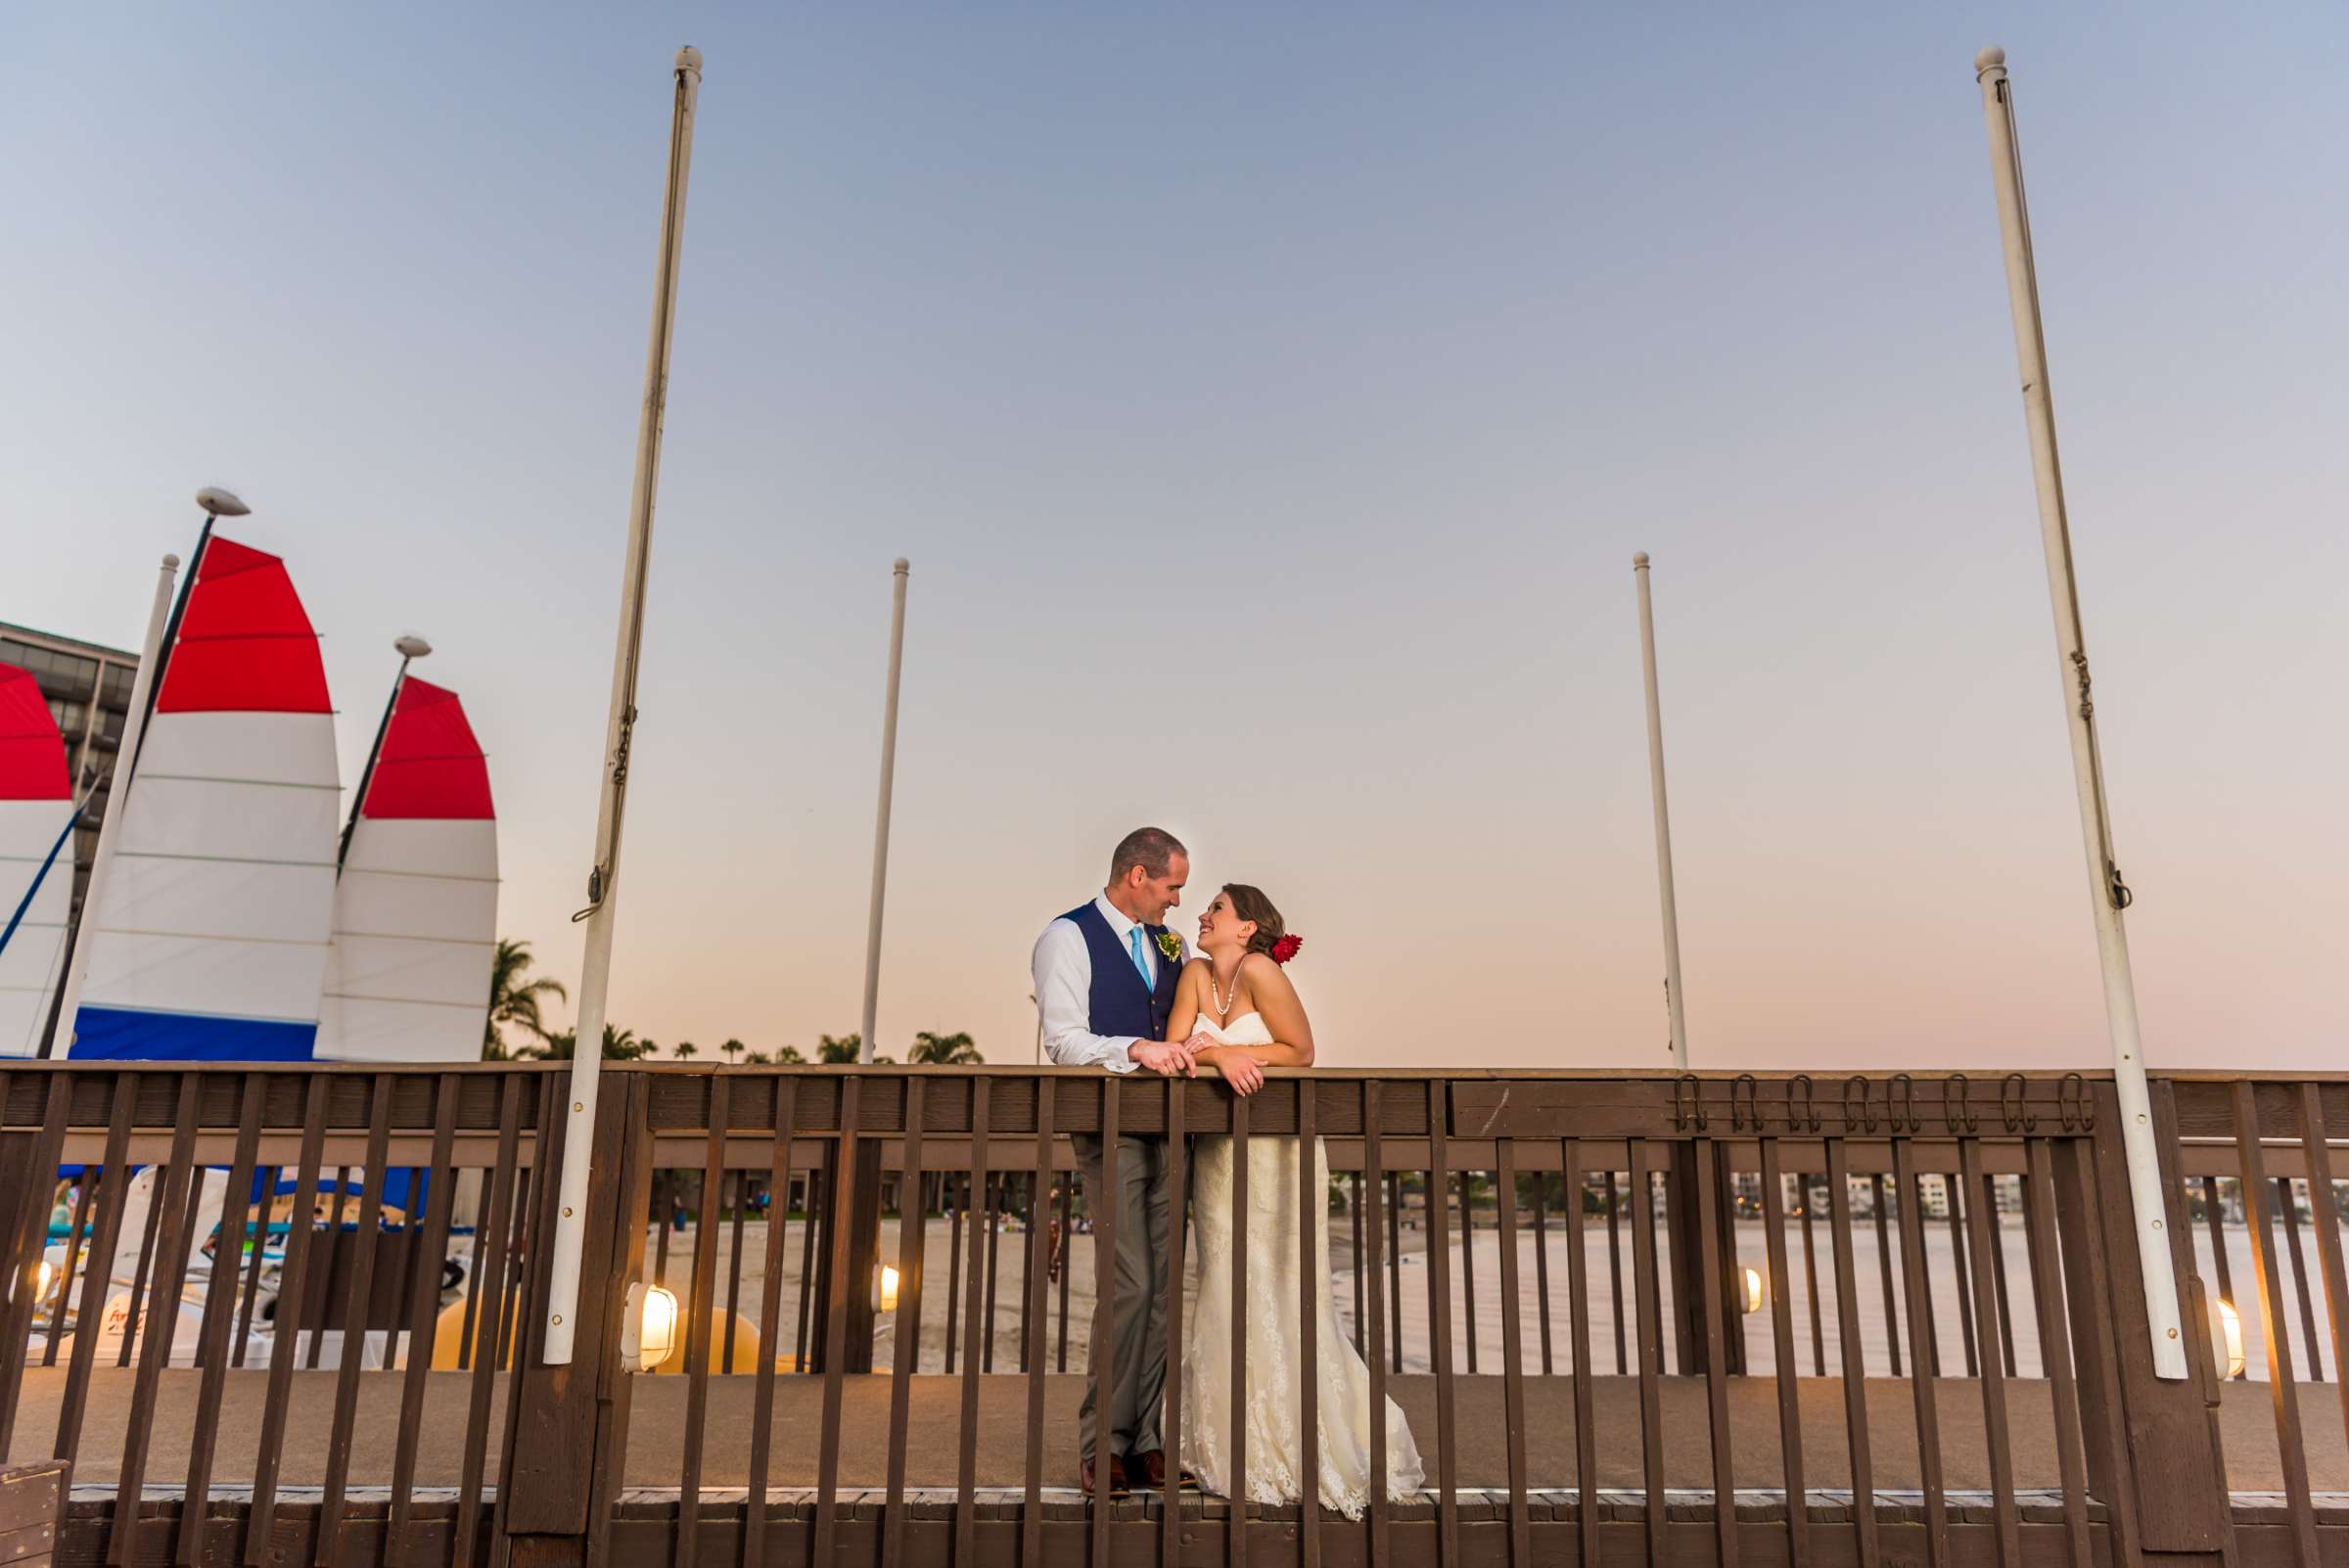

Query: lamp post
[857,559,910,1063]
[1633,552,1689,1069]
[1973,45,2186,1379]
[340,635,432,871]
[542,46,705,1366]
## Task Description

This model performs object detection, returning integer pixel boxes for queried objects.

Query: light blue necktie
[1128,925,1154,988]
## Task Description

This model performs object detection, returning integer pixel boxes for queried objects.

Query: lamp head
[393,635,434,661]
[196,487,250,518]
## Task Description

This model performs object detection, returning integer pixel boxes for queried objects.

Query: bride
[1164,884,1423,1518]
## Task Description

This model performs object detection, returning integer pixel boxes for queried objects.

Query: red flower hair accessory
[1268,933,1304,965]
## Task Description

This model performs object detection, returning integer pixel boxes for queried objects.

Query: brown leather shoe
[1080,1453,1129,1497]
[1129,1451,1200,1492]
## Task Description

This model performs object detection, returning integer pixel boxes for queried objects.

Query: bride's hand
[1202,1045,1265,1096]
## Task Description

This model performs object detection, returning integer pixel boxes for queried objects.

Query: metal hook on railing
[1787,1073,1821,1133]
[1889,1073,1919,1133]
[1946,1073,1978,1134]
[1673,1074,1707,1131]
[2001,1073,2036,1132]
[1843,1075,1878,1134]
[2057,1072,2093,1131]
[1730,1074,1761,1131]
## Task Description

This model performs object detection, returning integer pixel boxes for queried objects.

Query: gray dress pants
[1072,1130,1174,1462]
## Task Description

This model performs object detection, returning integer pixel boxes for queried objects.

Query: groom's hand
[1128,1040,1196,1077]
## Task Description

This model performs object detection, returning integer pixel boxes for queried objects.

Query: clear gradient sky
[5,5,2343,1071]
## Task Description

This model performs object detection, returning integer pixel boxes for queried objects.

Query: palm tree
[721,1038,744,1066]
[907,1031,983,1065]
[673,1040,699,1063]
[523,1023,651,1061]
[817,1034,861,1064]
[484,938,568,1059]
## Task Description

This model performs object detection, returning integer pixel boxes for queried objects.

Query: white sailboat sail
[0,662,76,1056]
[317,676,498,1061]
[69,536,341,1059]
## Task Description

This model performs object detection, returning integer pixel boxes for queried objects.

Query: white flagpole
[543,44,704,1365]
[41,550,181,1057]
[1633,552,1689,1069]
[857,559,910,1064]
[1974,45,2187,1380]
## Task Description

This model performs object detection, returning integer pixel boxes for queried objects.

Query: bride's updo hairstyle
[1221,884,1302,965]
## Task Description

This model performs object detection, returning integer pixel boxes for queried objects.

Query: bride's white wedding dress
[1180,1011,1424,1518]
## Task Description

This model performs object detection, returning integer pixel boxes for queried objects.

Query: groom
[1031,825,1199,1496]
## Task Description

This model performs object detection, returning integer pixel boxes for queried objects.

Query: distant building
[0,621,139,913]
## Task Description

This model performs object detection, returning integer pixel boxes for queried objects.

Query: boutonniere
[1155,931,1183,963]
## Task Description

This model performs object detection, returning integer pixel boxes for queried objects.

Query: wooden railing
[3,1063,2343,1568]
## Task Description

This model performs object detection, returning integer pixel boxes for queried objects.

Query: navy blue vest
[1063,901,1182,1041]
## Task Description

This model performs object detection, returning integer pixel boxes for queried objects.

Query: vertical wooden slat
[1893,1141,1950,1568]
[230,1162,274,1370]
[1530,1172,1554,1375]
[811,1078,860,1568]
[1424,1082,1458,1568]
[41,1141,99,1367]
[742,1076,798,1568]
[176,1076,265,1568]
[888,1078,931,1568]
[55,1074,133,1466]
[983,1171,1003,1372]
[2203,1176,2239,1375]
[2278,1175,2324,1381]
[956,1084,991,1568]
[1872,1174,1903,1378]
[1985,1175,2020,1377]
[2049,1135,2144,1568]
[0,1074,71,1457]
[386,1075,460,1566]
[1018,1169,1036,1374]
[725,1168,748,1371]
[1797,1173,1826,1377]
[1562,1138,1597,1568]
[1945,1174,1979,1378]
[1057,1172,1074,1373]
[454,1074,524,1568]
[654,1168,674,1285]
[1018,1080,1049,1568]
[676,1077,731,1568]
[2298,1084,2349,1448]
[2023,1139,2093,1568]
[796,1162,821,1373]
[1494,1137,1529,1568]
[2234,1080,2320,1568]
[306,1166,351,1371]
[1162,1077,1189,1568]
[1606,1170,1629,1375]
[1387,1173,1405,1375]
[1960,1141,2021,1568]
[1301,1082,1324,1568]
[1628,1142,1666,1568]
[315,1074,393,1567]
[119,1135,170,1370]
[944,1169,963,1374]
[1458,1165,1479,1376]
[1759,1139,1809,1568]
[1691,1138,1740,1568]
[244,1076,329,1566]
[1229,1086,1252,1568]
[1824,1140,1880,1568]
[1361,1084,1391,1568]
[1353,1171,1367,1359]
[107,1071,202,1568]
[1088,1078,1119,1568]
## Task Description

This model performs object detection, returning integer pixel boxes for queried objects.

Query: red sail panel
[0,664,70,801]
[362,677,493,820]
[156,536,332,715]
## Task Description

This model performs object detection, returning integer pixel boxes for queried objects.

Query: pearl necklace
[1208,957,1246,1021]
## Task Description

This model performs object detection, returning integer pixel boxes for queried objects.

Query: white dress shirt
[1032,895,1188,1073]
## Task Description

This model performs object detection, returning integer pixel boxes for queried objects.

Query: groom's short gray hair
[1110,826,1186,880]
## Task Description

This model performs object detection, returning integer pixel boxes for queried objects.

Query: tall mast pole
[1974,45,2186,1379]
[543,45,704,1365]
[41,549,183,1056]
[857,559,910,1063]
[1633,552,1689,1069]
[340,635,432,872]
